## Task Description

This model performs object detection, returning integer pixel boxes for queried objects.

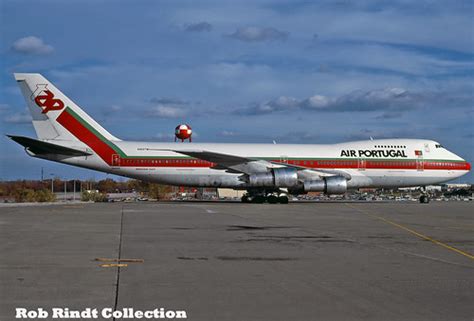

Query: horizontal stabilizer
[7,135,92,157]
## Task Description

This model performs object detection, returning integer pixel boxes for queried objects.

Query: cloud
[147,97,194,118]
[463,133,474,139]
[107,105,122,112]
[100,105,122,116]
[148,106,186,118]
[184,22,212,32]
[240,95,300,114]
[4,109,32,124]
[220,130,237,137]
[150,97,189,105]
[11,36,54,55]
[304,87,415,112]
[0,104,10,114]
[226,27,289,42]
[346,128,421,141]
[154,132,177,141]
[375,112,403,120]
[236,87,472,115]
[275,131,320,143]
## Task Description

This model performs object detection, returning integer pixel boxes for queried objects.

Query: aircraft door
[416,158,424,171]
[358,159,366,171]
[280,155,288,164]
[112,154,121,167]
[416,147,424,171]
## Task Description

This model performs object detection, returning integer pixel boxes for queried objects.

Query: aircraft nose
[466,161,471,171]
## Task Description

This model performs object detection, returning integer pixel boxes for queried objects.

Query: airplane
[8,73,471,204]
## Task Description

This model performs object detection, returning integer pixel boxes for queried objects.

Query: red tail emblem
[34,90,64,114]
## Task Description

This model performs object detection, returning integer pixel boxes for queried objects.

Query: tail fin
[14,73,120,142]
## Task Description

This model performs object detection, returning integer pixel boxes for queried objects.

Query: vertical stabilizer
[14,73,120,142]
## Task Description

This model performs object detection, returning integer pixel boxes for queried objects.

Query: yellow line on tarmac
[100,263,128,268]
[345,204,474,261]
[95,258,144,263]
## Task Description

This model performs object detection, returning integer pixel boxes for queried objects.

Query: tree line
[0,179,176,202]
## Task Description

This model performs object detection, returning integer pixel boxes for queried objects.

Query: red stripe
[280,160,470,171]
[107,158,470,170]
[56,110,115,165]
[120,158,212,168]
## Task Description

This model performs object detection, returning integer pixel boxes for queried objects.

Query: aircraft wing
[157,148,351,179]
[7,135,92,157]
[156,149,272,174]
[170,149,252,167]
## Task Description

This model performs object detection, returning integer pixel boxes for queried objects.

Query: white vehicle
[9,73,471,204]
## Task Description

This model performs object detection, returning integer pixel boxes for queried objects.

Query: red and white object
[175,124,192,142]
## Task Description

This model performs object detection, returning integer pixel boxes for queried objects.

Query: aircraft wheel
[267,195,278,204]
[241,195,251,203]
[278,195,289,204]
[419,195,430,203]
[252,195,266,204]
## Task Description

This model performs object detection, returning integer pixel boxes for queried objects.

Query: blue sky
[0,0,473,182]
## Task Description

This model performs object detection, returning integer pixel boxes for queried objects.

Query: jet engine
[248,168,347,195]
[248,168,298,188]
[303,176,347,194]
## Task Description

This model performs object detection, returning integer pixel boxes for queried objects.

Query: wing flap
[270,161,352,180]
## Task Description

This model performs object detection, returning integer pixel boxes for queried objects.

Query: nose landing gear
[419,195,430,203]
[419,187,430,203]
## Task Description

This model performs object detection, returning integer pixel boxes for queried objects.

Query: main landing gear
[241,193,289,204]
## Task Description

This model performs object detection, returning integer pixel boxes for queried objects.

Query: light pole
[49,173,55,194]
[73,180,76,201]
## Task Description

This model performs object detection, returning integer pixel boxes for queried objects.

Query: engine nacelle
[248,168,298,188]
[304,176,347,194]
[288,187,307,196]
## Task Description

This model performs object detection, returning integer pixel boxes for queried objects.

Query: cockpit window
[435,144,444,148]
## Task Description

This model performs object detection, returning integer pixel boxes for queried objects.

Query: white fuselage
[56,138,470,190]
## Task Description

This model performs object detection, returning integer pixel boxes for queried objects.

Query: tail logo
[33,85,64,114]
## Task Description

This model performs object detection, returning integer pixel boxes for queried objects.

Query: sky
[0,0,473,182]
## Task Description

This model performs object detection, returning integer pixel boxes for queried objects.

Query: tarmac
[1,201,473,321]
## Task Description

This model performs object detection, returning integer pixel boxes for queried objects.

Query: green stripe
[67,107,198,159]
[66,107,127,157]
